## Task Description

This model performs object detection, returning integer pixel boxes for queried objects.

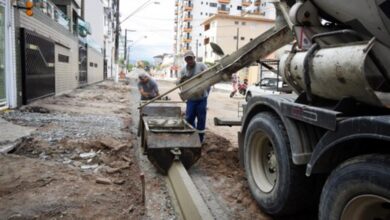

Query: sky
[120,0,175,63]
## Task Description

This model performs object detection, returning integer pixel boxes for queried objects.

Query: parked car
[245,77,292,102]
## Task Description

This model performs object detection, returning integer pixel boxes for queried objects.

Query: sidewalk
[0,117,34,153]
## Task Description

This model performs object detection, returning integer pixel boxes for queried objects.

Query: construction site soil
[0,77,273,219]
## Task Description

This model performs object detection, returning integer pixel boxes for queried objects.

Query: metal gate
[78,40,88,85]
[20,28,55,104]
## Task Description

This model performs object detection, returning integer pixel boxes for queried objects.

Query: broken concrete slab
[99,137,127,151]
[96,177,112,185]
[0,118,35,153]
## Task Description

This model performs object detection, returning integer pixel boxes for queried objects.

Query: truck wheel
[319,154,390,220]
[245,92,252,102]
[244,112,314,215]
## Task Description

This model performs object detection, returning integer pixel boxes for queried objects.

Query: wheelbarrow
[138,102,202,173]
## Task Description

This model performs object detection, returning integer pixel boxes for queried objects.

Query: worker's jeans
[185,97,207,143]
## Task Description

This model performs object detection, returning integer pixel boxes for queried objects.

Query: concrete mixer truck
[171,0,390,218]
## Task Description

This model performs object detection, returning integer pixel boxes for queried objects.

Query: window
[206,2,208,5]
[241,37,245,40]
[58,54,69,63]
[204,37,210,45]
[234,21,239,25]
[233,36,237,40]
[94,63,98,68]
[204,23,210,31]
[89,62,93,67]
[242,22,246,25]
[205,13,208,15]
[210,2,217,7]
[200,12,203,15]
[220,4,228,10]
[237,6,242,10]
[201,1,203,4]
[199,33,202,36]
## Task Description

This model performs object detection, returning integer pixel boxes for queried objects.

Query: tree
[127,63,134,71]
[141,60,150,67]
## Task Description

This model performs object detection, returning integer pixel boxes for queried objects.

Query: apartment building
[103,0,117,78]
[202,14,275,84]
[173,0,275,58]
[83,0,105,83]
[201,14,274,63]
[0,0,119,108]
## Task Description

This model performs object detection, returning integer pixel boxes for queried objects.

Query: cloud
[130,44,172,63]
[120,0,175,61]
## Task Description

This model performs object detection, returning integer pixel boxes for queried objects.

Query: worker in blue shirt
[178,51,209,143]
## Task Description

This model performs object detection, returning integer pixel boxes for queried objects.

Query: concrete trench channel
[167,161,213,220]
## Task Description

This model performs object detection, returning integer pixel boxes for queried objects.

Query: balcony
[175,1,179,6]
[217,7,230,14]
[242,0,252,7]
[184,4,193,11]
[254,0,261,6]
[251,9,261,15]
[183,37,192,43]
[175,9,178,15]
[34,0,71,31]
[218,0,230,3]
[183,27,192,32]
[183,15,193,21]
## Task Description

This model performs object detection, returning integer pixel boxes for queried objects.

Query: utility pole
[114,0,120,63]
[236,27,239,51]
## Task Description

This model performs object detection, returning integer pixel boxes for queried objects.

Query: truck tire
[245,92,252,102]
[244,112,314,215]
[319,154,390,220]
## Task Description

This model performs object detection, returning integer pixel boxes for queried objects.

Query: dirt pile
[0,80,145,219]
[199,132,271,220]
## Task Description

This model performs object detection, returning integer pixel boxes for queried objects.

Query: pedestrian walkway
[0,118,34,153]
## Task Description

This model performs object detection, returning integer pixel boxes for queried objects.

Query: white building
[102,0,117,78]
[201,14,274,63]
[0,0,16,109]
[174,0,275,60]
[258,1,275,19]
[84,0,105,51]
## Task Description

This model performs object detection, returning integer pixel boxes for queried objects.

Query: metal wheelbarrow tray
[139,103,201,173]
